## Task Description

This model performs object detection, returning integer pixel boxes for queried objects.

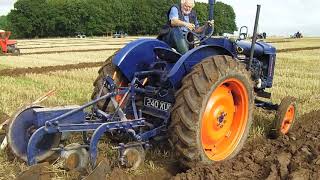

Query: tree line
[1,0,237,38]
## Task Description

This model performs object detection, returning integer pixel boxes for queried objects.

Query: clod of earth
[173,110,320,180]
[15,162,51,180]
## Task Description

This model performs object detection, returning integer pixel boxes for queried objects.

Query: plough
[8,76,160,169]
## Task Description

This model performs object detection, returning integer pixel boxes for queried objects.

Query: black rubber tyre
[169,55,254,167]
[13,48,20,56]
[269,96,296,139]
[91,52,128,112]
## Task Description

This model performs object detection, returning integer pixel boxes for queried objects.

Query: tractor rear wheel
[170,55,253,167]
[91,52,128,112]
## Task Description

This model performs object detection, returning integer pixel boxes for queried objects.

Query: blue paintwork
[88,119,144,166]
[113,36,277,89]
[209,0,215,20]
[22,78,169,166]
[34,106,85,127]
[237,40,276,56]
[137,125,166,141]
[113,39,171,80]
[202,37,237,56]
[115,38,237,89]
[266,54,276,88]
[8,105,55,161]
[236,40,276,88]
[168,43,234,88]
[27,127,47,165]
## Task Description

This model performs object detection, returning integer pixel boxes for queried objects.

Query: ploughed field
[0,36,319,179]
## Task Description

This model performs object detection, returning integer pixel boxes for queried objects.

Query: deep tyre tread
[91,52,127,111]
[169,55,254,167]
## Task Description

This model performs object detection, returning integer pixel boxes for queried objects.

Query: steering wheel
[185,21,214,45]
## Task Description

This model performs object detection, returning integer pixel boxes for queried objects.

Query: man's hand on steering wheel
[206,20,214,27]
[185,20,214,45]
[184,22,196,31]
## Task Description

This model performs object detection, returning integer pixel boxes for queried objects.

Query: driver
[158,0,208,54]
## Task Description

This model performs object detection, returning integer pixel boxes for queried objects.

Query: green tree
[6,0,237,38]
[0,16,8,30]
[214,2,237,35]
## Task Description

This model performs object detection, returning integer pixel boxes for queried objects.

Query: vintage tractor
[0,30,20,55]
[291,31,303,38]
[7,1,296,172]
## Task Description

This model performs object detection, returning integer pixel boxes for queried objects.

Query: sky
[1,0,319,36]
[196,0,320,36]
[0,0,15,16]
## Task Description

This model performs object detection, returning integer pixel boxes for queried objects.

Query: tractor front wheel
[269,96,296,138]
[170,55,254,167]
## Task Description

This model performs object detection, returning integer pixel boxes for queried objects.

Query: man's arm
[194,20,214,33]
[171,18,195,31]
[169,7,195,31]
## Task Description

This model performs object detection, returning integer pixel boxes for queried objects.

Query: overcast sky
[0,0,15,16]
[197,0,320,36]
[1,0,319,36]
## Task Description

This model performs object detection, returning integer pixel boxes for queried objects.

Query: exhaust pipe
[248,5,261,70]
[209,0,215,21]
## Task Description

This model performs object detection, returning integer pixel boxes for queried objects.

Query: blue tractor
[7,1,296,171]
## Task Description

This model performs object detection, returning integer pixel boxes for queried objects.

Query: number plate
[144,97,171,111]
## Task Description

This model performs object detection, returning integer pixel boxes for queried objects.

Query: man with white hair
[159,0,207,54]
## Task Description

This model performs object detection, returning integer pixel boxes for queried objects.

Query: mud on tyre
[91,52,128,112]
[169,55,254,167]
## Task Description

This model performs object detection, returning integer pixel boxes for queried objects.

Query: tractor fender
[167,45,234,89]
[112,38,170,80]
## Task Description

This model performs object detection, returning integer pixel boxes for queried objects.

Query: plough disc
[7,105,61,162]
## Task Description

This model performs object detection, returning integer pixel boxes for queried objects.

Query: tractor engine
[236,40,276,90]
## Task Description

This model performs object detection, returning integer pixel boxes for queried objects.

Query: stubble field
[0,36,319,179]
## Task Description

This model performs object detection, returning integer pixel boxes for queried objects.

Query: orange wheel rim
[201,78,249,161]
[280,105,295,135]
[115,81,125,102]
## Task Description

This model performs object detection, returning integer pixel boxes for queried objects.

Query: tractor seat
[154,47,181,63]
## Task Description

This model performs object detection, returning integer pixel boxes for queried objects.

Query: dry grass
[19,44,123,54]
[268,37,320,49]
[0,51,116,68]
[0,68,99,115]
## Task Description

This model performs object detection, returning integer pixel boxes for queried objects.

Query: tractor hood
[236,40,276,57]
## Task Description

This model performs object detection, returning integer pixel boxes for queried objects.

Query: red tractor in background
[0,30,20,55]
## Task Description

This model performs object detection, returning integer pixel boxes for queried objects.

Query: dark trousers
[162,27,189,54]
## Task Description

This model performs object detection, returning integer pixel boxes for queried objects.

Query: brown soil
[20,43,127,50]
[74,110,320,180]
[0,61,110,77]
[173,110,320,180]
[22,48,120,55]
